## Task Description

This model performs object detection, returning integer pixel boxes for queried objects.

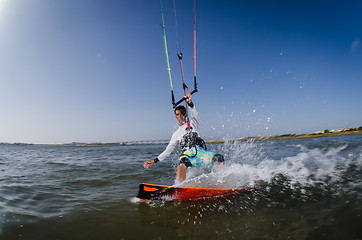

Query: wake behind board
[137,183,253,202]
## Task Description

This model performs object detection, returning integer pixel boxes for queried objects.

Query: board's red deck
[137,183,252,202]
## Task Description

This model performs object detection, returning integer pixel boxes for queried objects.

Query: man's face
[175,110,186,125]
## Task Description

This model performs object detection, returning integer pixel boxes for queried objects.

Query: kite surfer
[143,93,224,184]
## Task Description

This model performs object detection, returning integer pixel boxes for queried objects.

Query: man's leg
[176,163,187,184]
[212,154,225,171]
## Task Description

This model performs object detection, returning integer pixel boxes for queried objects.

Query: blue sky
[0,0,361,144]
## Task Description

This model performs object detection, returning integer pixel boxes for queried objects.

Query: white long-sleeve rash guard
[157,105,200,162]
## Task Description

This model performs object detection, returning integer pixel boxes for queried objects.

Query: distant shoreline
[206,129,362,144]
[1,129,361,146]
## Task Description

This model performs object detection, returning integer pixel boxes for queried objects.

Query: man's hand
[143,160,155,168]
[185,92,192,104]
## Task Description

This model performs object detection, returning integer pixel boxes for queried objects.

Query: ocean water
[0,135,361,240]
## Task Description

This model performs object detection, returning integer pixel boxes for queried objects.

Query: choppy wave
[181,137,362,200]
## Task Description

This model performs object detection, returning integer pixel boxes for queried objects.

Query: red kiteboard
[137,183,253,202]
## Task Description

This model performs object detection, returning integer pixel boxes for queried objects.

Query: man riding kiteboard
[143,93,224,184]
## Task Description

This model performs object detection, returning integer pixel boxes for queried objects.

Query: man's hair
[174,105,186,115]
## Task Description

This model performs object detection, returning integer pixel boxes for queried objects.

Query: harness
[180,129,206,152]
